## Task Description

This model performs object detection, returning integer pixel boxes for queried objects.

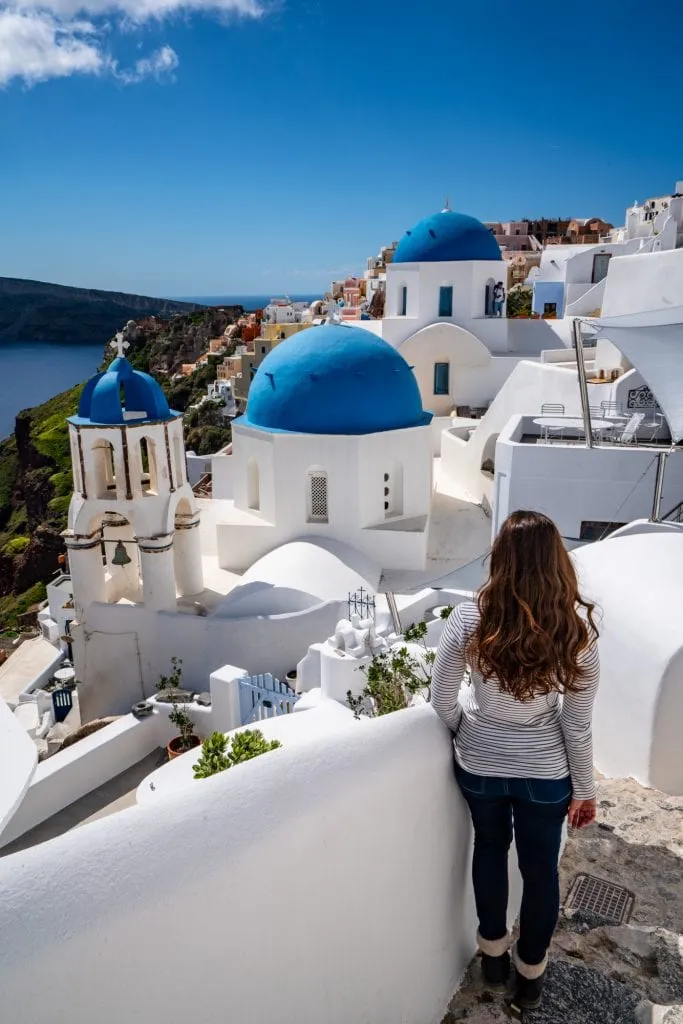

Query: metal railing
[661,498,683,523]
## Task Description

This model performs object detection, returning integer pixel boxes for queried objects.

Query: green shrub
[0,581,48,627]
[48,494,72,517]
[439,605,454,620]
[347,620,435,719]
[192,732,230,778]
[3,536,29,557]
[34,424,71,471]
[193,728,281,780]
[49,471,73,497]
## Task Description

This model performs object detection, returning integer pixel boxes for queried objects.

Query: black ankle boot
[481,950,511,988]
[508,945,547,1011]
[509,968,545,1010]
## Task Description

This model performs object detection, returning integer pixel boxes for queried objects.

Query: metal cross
[111,332,130,358]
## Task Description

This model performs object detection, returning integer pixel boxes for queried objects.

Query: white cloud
[112,42,177,82]
[0,9,103,84]
[0,0,266,86]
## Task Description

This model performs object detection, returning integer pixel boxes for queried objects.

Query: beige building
[233,323,313,404]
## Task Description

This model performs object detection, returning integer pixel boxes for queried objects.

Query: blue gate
[52,687,74,723]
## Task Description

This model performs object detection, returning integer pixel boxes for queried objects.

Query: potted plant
[193,729,281,779]
[347,620,435,719]
[157,657,201,760]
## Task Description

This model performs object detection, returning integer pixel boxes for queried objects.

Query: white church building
[359,205,575,419]
[62,324,450,724]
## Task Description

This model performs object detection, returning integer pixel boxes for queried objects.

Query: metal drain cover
[565,873,634,924]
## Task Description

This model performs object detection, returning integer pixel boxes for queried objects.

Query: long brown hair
[468,510,599,700]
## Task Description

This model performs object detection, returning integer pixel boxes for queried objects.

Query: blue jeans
[455,764,572,967]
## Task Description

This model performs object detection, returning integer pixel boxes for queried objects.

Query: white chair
[615,412,645,444]
[600,400,626,420]
[641,410,665,442]
[539,403,566,442]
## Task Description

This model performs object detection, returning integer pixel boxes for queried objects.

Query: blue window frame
[434,362,450,396]
[438,285,453,317]
[398,286,407,316]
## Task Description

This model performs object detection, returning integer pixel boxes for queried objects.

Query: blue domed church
[215,322,434,572]
[378,205,543,420]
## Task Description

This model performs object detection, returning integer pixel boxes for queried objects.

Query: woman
[431,510,599,1012]
[492,281,505,317]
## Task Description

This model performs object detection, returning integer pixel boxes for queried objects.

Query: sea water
[0,341,103,440]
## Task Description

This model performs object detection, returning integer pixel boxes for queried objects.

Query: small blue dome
[240,323,431,436]
[393,209,502,264]
[72,355,174,426]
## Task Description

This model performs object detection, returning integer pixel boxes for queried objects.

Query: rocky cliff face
[0,305,244,627]
[0,276,203,345]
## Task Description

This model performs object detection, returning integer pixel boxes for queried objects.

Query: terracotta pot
[167,735,201,761]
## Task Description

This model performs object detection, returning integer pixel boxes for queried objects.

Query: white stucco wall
[601,248,683,321]
[0,705,522,1024]
[383,259,508,349]
[440,360,585,504]
[217,422,433,572]
[493,421,683,539]
[0,698,37,840]
[397,322,518,417]
[572,529,683,794]
[72,594,351,721]
[210,450,234,499]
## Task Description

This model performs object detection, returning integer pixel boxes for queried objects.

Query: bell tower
[64,331,204,627]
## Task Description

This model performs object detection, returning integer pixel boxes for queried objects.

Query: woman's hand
[568,798,597,829]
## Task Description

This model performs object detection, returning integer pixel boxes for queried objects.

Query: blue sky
[0,0,681,297]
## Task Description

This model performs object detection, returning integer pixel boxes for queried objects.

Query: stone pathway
[443,777,683,1023]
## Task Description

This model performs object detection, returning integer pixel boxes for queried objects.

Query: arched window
[384,463,404,518]
[92,439,117,499]
[247,459,260,511]
[481,433,499,477]
[139,437,158,495]
[173,434,184,486]
[307,469,328,523]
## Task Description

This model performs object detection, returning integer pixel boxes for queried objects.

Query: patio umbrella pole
[650,451,668,522]
[385,592,403,636]
[572,318,594,449]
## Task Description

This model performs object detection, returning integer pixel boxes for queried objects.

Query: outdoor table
[54,667,76,685]
[533,416,615,440]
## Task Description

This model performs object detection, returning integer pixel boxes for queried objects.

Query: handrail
[661,498,683,523]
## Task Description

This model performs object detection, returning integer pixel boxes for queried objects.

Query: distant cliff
[0,305,244,628]
[0,277,203,345]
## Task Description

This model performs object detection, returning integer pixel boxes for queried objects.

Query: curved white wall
[0,706,522,1024]
[572,530,683,794]
[0,698,37,839]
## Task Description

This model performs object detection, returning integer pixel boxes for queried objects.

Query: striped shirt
[431,601,599,800]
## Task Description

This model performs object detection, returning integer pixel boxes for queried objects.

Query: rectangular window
[579,520,626,541]
[591,253,612,284]
[433,362,450,396]
[438,285,453,317]
[398,286,407,316]
[543,302,557,316]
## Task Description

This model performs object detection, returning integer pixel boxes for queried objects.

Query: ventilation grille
[309,474,328,521]
[564,873,634,924]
